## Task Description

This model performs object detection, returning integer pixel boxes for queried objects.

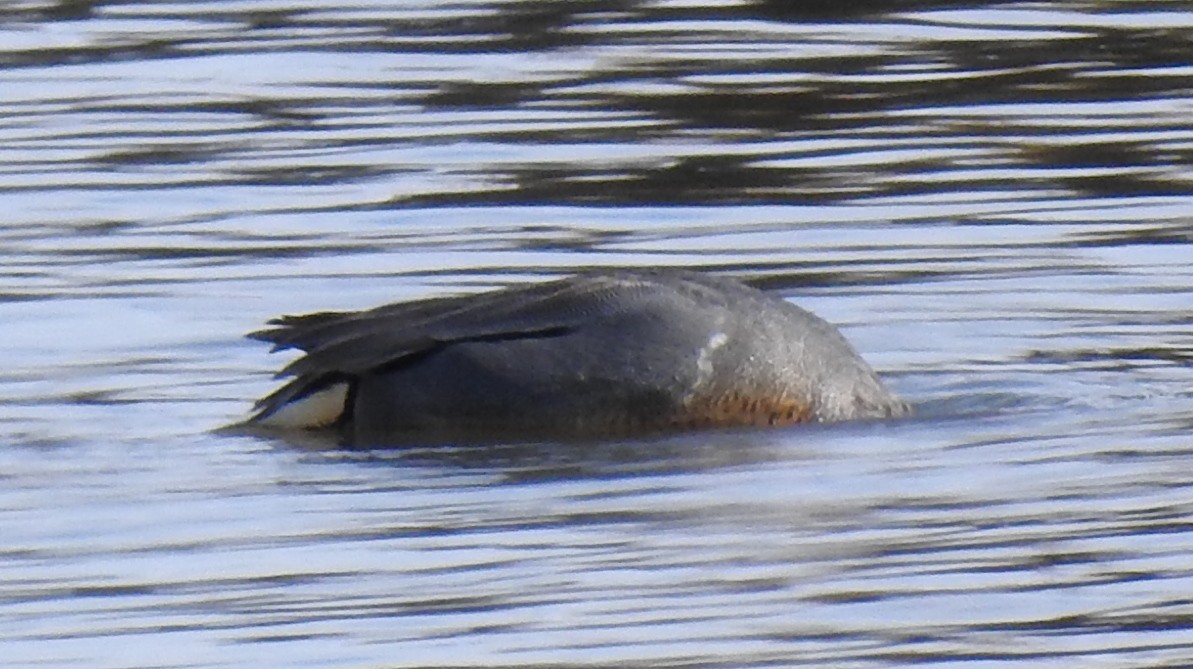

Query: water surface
[2,1,1192,667]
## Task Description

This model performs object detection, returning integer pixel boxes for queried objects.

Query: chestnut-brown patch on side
[671,390,812,430]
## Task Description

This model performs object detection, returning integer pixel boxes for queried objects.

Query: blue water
[1,1,1192,667]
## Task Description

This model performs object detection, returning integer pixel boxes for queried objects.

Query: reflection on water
[1,1,1192,667]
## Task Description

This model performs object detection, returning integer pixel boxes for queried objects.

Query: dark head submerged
[247,269,909,445]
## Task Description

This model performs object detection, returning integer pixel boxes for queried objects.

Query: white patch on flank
[256,383,349,429]
[694,331,730,387]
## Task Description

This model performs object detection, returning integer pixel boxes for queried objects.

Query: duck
[246,268,908,445]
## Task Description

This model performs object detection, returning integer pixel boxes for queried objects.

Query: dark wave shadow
[224,415,912,482]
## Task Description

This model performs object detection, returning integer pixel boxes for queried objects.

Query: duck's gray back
[249,269,907,444]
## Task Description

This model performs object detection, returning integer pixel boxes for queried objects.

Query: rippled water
[2,1,1192,667]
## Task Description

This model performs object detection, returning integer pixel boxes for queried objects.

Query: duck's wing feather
[248,271,668,420]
